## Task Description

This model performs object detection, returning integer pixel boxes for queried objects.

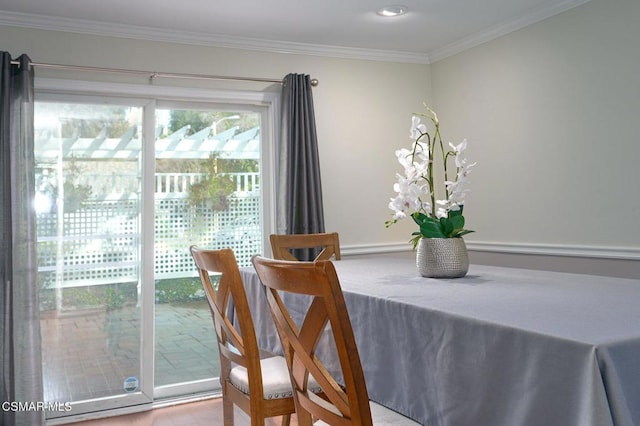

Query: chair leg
[220,363,234,426]
[280,413,291,426]
[296,411,314,426]
[222,395,234,426]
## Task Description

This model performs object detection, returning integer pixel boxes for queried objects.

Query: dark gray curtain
[1,52,44,426]
[278,73,325,260]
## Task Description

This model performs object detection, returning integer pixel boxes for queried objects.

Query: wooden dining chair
[269,232,341,261]
[251,256,419,426]
[189,246,296,426]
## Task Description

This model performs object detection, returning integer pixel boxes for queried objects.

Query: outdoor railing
[75,172,259,197]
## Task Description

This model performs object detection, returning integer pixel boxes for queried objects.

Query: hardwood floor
[62,397,297,426]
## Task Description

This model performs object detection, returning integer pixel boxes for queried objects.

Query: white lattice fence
[155,194,262,279]
[37,199,140,289]
[37,172,261,289]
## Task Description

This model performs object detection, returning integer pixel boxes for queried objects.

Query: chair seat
[229,356,321,400]
[315,401,420,426]
[229,356,293,399]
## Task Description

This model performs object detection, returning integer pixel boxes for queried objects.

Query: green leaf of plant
[449,206,464,217]
[452,229,475,237]
[411,212,429,227]
[420,220,446,238]
[450,214,465,231]
[440,217,454,237]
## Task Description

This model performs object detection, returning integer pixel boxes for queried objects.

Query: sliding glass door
[34,88,271,420]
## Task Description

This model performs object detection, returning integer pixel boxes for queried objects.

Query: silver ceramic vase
[416,237,469,278]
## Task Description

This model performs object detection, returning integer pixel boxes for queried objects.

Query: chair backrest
[190,246,265,399]
[269,232,341,261]
[251,256,373,426]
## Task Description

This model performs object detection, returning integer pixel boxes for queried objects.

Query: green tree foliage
[158,110,259,174]
[167,110,258,135]
[168,110,212,134]
[187,153,236,211]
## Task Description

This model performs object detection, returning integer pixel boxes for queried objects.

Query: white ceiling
[0,0,591,63]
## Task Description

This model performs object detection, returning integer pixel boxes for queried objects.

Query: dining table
[239,251,640,426]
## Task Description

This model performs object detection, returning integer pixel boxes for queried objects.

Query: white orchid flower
[393,175,424,203]
[410,116,427,140]
[392,210,407,220]
[449,138,467,154]
[389,190,422,217]
[396,148,414,170]
[449,191,468,206]
[388,106,475,239]
[411,141,429,161]
[436,207,448,219]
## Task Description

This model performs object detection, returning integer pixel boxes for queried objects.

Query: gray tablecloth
[240,252,640,426]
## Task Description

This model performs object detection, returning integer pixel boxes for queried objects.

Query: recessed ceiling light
[377,5,408,17]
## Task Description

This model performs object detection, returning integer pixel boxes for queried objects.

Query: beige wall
[0,25,431,250]
[2,0,639,277]
[430,0,640,276]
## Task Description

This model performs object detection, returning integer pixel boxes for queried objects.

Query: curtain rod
[10,60,319,86]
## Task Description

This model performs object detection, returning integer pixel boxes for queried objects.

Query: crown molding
[0,11,430,64]
[428,0,593,62]
[0,0,593,65]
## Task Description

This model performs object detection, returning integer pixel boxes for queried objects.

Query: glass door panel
[153,107,262,396]
[35,101,150,418]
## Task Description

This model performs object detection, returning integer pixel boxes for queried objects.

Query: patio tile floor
[41,300,220,404]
